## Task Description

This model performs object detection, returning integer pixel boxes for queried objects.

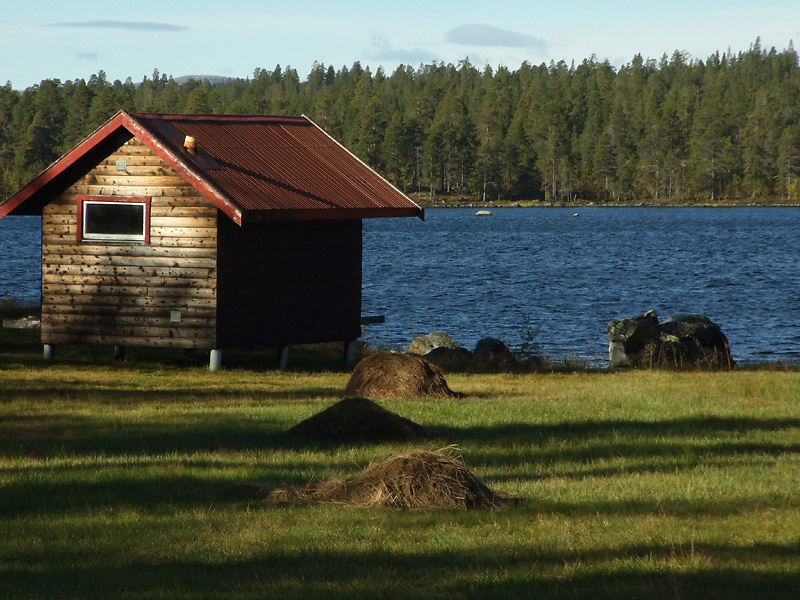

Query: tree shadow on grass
[0,385,345,404]
[2,542,799,600]
[429,416,800,470]
[0,462,353,517]
[0,408,401,459]
[432,415,800,444]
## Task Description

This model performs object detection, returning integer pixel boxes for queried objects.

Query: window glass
[79,197,150,242]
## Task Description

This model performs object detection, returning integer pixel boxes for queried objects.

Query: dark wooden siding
[41,139,218,349]
[216,217,361,348]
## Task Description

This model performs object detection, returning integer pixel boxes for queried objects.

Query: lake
[362,207,800,365]
[1,207,798,365]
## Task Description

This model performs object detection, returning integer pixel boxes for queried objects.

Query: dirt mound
[267,449,517,510]
[285,397,431,443]
[345,352,459,399]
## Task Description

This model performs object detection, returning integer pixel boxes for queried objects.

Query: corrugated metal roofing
[132,112,423,222]
[0,111,423,223]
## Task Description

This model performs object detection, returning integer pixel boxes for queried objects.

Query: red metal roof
[0,110,423,224]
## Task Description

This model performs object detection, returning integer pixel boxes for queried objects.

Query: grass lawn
[1,328,799,599]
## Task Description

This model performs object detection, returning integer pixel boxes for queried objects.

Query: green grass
[1,328,800,599]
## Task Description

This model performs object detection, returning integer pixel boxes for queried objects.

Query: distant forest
[1,38,799,204]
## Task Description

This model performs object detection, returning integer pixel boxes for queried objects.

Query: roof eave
[300,114,425,220]
[241,206,425,224]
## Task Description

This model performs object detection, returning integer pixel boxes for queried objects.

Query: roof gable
[1,110,423,223]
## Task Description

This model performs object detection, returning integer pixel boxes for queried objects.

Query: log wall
[41,138,218,349]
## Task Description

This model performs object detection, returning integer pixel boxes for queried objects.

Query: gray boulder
[607,310,660,343]
[607,310,660,368]
[409,331,460,355]
[473,337,518,367]
[423,346,474,368]
[473,337,508,356]
[660,314,729,348]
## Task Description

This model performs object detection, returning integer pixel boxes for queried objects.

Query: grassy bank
[1,328,799,599]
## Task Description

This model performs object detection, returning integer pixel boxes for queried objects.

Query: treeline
[2,38,799,204]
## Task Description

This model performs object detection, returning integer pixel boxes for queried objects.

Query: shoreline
[411,196,800,209]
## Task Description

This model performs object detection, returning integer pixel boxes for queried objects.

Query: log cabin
[0,111,423,369]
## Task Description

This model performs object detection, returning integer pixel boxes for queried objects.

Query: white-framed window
[77,195,151,242]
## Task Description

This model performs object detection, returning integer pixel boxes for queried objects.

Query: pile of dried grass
[285,397,431,443]
[267,449,516,510]
[345,352,459,399]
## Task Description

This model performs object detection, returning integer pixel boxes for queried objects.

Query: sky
[2,0,800,90]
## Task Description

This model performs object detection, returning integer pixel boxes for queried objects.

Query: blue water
[2,208,799,365]
[362,207,800,365]
[0,215,41,305]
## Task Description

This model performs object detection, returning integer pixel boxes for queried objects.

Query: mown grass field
[1,327,799,599]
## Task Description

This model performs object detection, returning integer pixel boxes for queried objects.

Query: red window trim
[76,195,151,243]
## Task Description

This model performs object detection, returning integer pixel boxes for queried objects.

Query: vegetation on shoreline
[2,39,799,207]
[1,327,799,598]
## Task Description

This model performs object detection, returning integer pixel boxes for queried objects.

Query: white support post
[113,346,125,361]
[43,344,54,361]
[278,345,289,371]
[209,349,222,371]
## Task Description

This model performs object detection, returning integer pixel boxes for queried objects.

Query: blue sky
[2,0,799,89]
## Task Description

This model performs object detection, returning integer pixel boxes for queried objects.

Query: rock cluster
[607,311,734,369]
[408,332,536,370]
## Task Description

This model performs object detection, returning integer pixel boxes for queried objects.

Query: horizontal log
[114,143,154,156]
[43,275,213,290]
[45,196,77,209]
[40,232,76,243]
[159,204,218,217]
[42,223,75,235]
[43,215,217,230]
[91,164,173,176]
[41,322,215,340]
[72,185,206,197]
[41,234,218,248]
[42,243,217,259]
[44,293,215,309]
[45,304,216,319]
[42,283,216,299]
[84,175,191,187]
[151,227,217,238]
[149,216,216,228]
[44,313,215,329]
[43,223,216,239]
[100,155,165,167]
[151,236,218,248]
[43,264,215,279]
[43,254,216,269]
[41,332,215,350]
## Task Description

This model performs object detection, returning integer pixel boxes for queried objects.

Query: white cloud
[445,24,546,50]
[74,50,98,61]
[48,20,189,32]
[368,34,439,65]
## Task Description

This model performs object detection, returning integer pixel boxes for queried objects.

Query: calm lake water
[1,208,798,365]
